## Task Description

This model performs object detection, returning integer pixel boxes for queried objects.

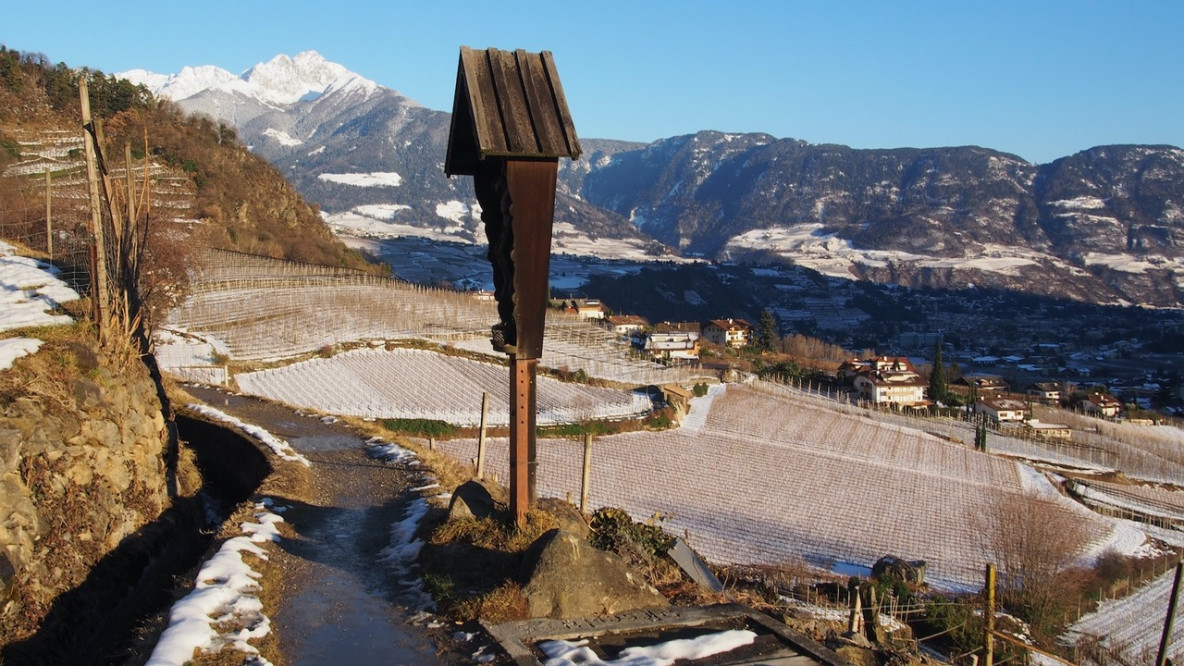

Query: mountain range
[119,51,1184,309]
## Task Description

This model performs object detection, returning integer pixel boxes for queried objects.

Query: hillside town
[566,294,1181,432]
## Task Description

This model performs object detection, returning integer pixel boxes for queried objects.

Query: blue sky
[5,1,1182,164]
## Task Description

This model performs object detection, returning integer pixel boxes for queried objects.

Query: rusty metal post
[509,355,538,525]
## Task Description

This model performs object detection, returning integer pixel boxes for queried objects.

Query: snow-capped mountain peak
[118,50,376,107]
[241,51,367,105]
[120,64,244,102]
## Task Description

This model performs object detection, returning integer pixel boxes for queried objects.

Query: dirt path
[183,387,482,665]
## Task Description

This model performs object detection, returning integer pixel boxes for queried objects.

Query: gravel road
[183,386,493,665]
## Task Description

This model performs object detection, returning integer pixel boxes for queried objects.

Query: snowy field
[0,240,79,370]
[433,382,1146,591]
[234,347,654,427]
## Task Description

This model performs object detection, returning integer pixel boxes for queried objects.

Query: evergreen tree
[929,342,948,404]
[757,309,778,351]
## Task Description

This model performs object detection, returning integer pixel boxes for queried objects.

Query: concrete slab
[481,603,851,666]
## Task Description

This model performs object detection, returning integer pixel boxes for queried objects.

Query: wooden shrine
[444,46,581,525]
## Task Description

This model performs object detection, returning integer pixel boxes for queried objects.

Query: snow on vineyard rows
[233,348,653,426]
[1064,565,1184,664]
[164,249,694,385]
[1073,477,1184,527]
[433,383,1145,590]
[779,380,1184,484]
[166,282,491,361]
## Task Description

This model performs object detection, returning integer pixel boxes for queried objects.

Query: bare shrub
[970,491,1093,638]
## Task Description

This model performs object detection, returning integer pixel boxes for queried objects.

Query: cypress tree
[757,309,778,351]
[929,342,948,404]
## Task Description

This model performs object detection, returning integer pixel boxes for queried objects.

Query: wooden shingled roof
[445,46,581,176]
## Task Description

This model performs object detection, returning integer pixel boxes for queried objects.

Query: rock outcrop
[519,528,668,620]
[0,337,170,645]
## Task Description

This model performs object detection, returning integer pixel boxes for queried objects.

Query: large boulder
[447,478,506,522]
[535,497,590,539]
[519,529,668,619]
[871,555,926,586]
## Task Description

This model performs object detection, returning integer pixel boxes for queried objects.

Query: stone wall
[0,337,170,645]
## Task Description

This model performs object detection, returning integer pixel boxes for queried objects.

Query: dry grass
[0,322,95,408]
[427,510,559,553]
[453,582,530,624]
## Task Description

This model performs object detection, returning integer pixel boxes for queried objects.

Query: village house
[975,396,1030,423]
[1025,382,1062,404]
[564,299,606,320]
[702,318,752,348]
[955,375,1010,395]
[654,321,702,335]
[1082,392,1123,418]
[643,330,700,360]
[842,356,929,408]
[603,314,648,340]
[1024,420,1072,441]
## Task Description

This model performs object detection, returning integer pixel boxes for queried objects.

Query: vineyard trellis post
[44,168,52,258]
[1156,558,1184,666]
[80,76,111,335]
[985,563,996,666]
[580,432,592,513]
[476,391,489,478]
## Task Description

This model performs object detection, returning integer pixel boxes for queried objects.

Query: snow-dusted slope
[118,52,645,254]
[120,53,1184,307]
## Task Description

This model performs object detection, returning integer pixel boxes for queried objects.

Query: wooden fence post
[847,579,862,634]
[580,432,592,514]
[79,77,110,336]
[476,391,489,478]
[44,168,52,258]
[985,563,996,666]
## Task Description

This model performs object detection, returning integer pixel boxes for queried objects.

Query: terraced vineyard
[164,249,705,386]
[155,247,1180,648]
[235,347,653,426]
[434,383,1137,590]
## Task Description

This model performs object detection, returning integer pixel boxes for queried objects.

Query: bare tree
[971,490,1093,636]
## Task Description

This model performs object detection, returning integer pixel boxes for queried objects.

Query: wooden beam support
[509,355,539,525]
[505,159,557,360]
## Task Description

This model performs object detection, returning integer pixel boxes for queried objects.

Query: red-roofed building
[845,357,929,407]
[604,314,648,338]
[975,396,1030,423]
[1082,392,1122,418]
[703,318,752,347]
